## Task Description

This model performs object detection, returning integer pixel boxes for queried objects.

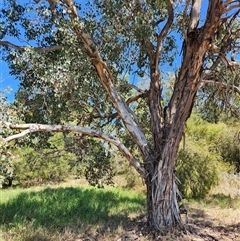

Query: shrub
[176,145,220,199]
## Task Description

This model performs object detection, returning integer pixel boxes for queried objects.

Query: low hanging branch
[4,123,146,178]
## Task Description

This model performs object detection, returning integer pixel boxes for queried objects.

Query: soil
[76,209,240,241]
[114,209,240,241]
[114,215,240,241]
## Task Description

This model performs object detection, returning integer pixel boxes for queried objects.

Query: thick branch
[182,0,191,41]
[223,0,240,6]
[223,3,240,13]
[61,0,152,160]
[90,91,148,121]
[4,123,146,178]
[167,1,225,130]
[0,41,64,53]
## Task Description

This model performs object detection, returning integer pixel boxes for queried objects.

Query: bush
[0,140,18,188]
[176,116,225,199]
[176,146,220,199]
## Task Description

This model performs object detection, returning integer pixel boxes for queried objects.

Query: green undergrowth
[0,185,145,241]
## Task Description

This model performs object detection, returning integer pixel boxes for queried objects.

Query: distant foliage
[15,147,74,187]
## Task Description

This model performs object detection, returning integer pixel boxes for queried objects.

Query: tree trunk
[144,24,217,230]
[145,140,184,230]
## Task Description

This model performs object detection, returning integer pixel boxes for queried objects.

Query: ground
[0,173,239,241]
[59,174,240,241]
[73,208,240,241]
[113,209,240,241]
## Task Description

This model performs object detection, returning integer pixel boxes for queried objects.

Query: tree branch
[223,0,240,6]
[118,84,146,93]
[126,92,148,105]
[0,41,64,53]
[60,0,152,160]
[182,0,191,41]
[223,3,240,14]
[89,91,148,123]
[201,79,240,94]
[189,0,202,31]
[155,0,174,70]
[4,123,146,178]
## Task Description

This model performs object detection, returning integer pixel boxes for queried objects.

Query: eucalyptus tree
[1,0,240,231]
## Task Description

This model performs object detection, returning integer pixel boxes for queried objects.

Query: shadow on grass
[0,186,145,232]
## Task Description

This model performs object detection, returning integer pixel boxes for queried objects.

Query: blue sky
[0,0,209,102]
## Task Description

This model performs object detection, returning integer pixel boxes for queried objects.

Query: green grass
[0,185,146,241]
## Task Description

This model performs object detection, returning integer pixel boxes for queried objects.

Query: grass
[0,173,239,240]
[0,184,146,241]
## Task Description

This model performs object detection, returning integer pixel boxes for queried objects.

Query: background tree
[0,0,240,231]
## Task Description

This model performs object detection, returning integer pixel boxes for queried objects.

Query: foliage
[186,113,240,172]
[64,134,115,188]
[15,147,73,187]
[196,67,240,123]
[0,89,19,187]
[177,146,220,199]
[0,140,18,188]
[13,133,115,188]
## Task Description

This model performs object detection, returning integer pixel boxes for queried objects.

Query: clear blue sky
[0,0,209,102]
